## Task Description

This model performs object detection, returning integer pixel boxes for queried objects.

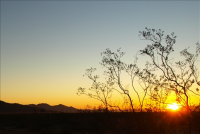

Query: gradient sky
[1,1,200,109]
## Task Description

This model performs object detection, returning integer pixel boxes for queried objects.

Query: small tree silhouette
[77,68,123,112]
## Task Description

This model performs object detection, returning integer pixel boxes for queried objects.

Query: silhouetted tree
[139,27,200,112]
[77,28,200,116]
[77,68,123,112]
[78,49,151,112]
[100,48,136,112]
[138,27,200,133]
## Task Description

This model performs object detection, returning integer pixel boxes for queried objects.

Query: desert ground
[1,112,200,134]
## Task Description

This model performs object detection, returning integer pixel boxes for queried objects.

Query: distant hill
[0,100,46,113]
[0,100,78,113]
[29,103,78,113]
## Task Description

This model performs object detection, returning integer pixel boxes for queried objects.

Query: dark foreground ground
[0,112,200,134]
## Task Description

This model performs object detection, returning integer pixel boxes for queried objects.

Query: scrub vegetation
[78,28,200,112]
[77,28,200,134]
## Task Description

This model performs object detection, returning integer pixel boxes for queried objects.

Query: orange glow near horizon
[167,103,180,111]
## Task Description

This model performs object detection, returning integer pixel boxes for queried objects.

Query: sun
[167,103,180,110]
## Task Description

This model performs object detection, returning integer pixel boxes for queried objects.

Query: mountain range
[0,100,78,113]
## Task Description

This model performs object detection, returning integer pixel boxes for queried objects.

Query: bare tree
[100,48,151,112]
[77,68,123,112]
[78,48,149,112]
[77,27,199,115]
[138,27,200,134]
[138,27,200,112]
[100,48,135,112]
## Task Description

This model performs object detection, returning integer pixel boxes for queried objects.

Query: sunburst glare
[167,103,181,110]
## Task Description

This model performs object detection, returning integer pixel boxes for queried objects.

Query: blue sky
[1,1,200,108]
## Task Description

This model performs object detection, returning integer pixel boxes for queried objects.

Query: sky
[1,1,200,109]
